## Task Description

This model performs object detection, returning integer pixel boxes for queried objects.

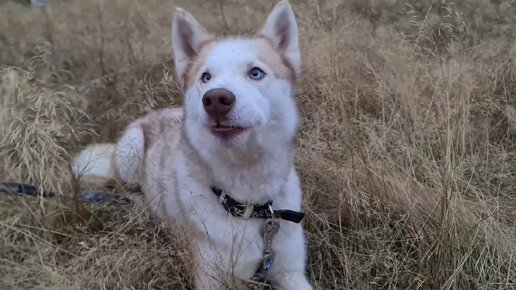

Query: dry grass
[1,0,516,289]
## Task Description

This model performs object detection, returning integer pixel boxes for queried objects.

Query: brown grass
[1,0,516,289]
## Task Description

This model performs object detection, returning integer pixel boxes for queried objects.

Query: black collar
[210,186,305,224]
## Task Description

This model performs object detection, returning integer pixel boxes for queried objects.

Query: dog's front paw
[273,272,313,290]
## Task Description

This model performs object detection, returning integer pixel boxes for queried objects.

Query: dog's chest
[217,215,265,261]
[174,182,269,271]
[192,199,267,275]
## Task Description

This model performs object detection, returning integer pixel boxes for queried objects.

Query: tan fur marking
[253,36,296,82]
[183,40,216,86]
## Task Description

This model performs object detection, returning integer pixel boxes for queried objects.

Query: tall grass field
[1,0,515,289]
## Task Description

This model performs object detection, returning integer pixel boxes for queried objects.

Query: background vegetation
[1,0,515,289]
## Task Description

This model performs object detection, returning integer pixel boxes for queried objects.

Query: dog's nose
[202,88,236,122]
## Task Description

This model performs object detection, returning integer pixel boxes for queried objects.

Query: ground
[1,0,516,289]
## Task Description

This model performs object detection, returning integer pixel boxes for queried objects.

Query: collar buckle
[217,190,227,205]
[210,186,305,224]
[267,204,275,219]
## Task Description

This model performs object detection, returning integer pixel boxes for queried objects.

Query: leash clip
[262,206,280,272]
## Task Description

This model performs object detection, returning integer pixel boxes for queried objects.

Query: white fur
[72,1,312,289]
[72,143,115,183]
[114,124,145,184]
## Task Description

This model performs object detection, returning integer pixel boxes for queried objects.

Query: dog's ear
[172,8,212,79]
[258,0,301,76]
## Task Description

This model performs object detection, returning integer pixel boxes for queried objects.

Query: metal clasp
[262,205,280,272]
[217,191,227,204]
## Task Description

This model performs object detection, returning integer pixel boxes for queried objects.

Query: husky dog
[72,1,312,289]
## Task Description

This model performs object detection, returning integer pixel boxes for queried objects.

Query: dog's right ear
[258,1,301,77]
[172,8,212,80]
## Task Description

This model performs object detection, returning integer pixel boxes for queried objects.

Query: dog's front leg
[271,272,312,290]
[193,259,249,290]
[266,223,313,290]
[193,273,218,290]
[192,246,227,290]
[192,240,246,290]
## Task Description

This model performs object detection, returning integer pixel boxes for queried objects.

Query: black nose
[202,88,236,123]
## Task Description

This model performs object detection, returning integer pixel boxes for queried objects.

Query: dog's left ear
[258,0,301,76]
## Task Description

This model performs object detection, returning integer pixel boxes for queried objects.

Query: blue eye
[248,67,266,80]
[201,72,211,83]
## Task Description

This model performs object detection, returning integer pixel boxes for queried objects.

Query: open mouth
[210,124,247,139]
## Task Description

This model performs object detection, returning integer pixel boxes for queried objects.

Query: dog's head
[172,0,301,151]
